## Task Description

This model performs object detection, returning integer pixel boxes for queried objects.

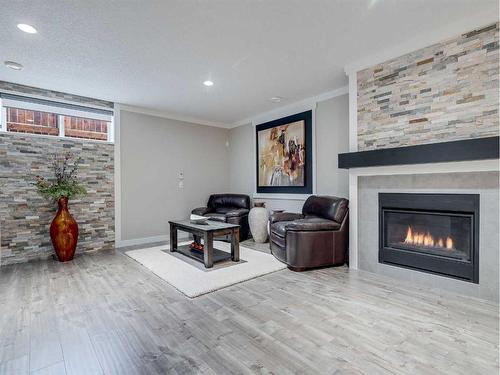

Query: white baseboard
[116,234,189,248]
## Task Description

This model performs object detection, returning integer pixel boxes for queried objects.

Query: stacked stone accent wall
[0,133,114,265]
[357,23,499,151]
[0,81,114,109]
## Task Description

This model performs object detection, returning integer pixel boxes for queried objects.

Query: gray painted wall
[228,122,254,198]
[228,94,349,211]
[120,110,230,241]
[315,95,349,197]
[357,172,499,302]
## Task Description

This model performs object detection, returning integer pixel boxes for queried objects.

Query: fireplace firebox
[379,193,479,283]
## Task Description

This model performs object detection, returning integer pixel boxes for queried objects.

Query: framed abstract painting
[255,110,312,194]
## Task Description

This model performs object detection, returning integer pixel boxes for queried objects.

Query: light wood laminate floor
[0,248,498,375]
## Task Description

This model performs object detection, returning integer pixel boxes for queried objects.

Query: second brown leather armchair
[269,195,349,271]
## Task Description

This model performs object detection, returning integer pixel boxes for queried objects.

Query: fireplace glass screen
[379,193,479,283]
[383,210,472,261]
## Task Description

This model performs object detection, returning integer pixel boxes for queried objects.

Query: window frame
[0,96,114,143]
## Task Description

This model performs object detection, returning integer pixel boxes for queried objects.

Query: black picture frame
[255,110,313,194]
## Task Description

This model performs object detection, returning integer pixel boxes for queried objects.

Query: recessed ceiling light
[17,23,37,34]
[4,61,23,71]
[203,80,214,87]
[270,96,283,103]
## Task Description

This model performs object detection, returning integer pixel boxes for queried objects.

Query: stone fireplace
[379,193,479,283]
[346,170,499,302]
[339,22,499,301]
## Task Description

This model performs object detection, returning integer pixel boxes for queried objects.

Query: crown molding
[231,85,349,128]
[118,85,349,129]
[344,17,499,75]
[119,104,232,128]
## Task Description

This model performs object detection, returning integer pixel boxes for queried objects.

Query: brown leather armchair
[269,195,348,271]
[192,194,251,240]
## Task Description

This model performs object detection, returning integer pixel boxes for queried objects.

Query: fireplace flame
[404,226,454,250]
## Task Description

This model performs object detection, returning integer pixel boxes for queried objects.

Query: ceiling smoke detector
[4,61,24,71]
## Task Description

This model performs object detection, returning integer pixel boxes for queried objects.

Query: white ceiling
[0,0,498,126]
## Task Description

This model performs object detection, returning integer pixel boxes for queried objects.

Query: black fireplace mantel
[338,136,499,169]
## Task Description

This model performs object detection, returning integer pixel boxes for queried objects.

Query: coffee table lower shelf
[174,244,232,264]
[169,220,240,268]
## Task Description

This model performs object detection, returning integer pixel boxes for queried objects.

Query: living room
[0,1,499,374]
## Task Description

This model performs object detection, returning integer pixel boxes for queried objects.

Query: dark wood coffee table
[168,220,240,268]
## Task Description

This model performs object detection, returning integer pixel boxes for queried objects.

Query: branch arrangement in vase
[36,152,87,201]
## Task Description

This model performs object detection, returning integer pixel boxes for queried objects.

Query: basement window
[63,116,110,141]
[6,107,59,136]
[0,94,114,143]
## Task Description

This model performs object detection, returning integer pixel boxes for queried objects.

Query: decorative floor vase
[50,197,78,262]
[249,203,269,243]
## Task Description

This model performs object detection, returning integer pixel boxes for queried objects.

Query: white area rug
[125,241,286,298]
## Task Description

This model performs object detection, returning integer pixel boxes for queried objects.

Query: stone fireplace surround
[341,23,499,302]
[352,165,499,302]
